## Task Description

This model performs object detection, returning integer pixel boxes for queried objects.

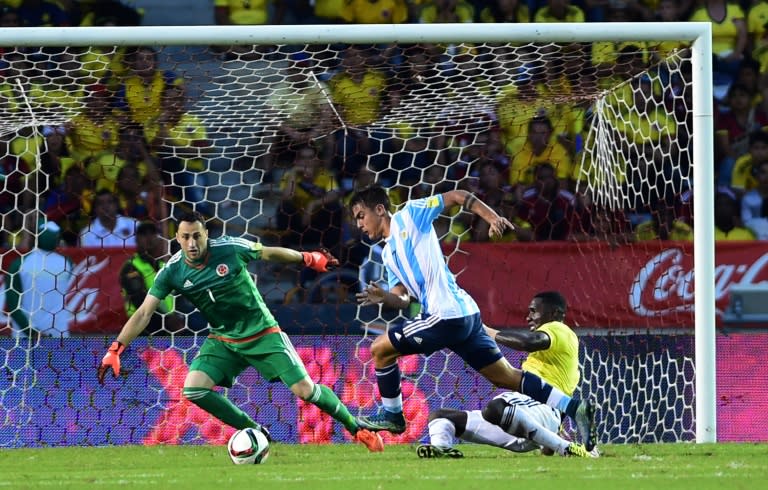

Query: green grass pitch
[1,443,766,489]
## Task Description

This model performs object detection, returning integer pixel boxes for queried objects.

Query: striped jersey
[521,321,580,396]
[383,195,479,319]
[150,236,277,339]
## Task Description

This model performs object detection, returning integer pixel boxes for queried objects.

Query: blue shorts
[386,312,502,371]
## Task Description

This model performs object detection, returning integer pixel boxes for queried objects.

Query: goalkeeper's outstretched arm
[261,246,339,272]
[115,295,161,347]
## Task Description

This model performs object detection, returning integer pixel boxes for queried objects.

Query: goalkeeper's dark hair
[348,185,391,215]
[178,211,207,228]
[534,291,567,320]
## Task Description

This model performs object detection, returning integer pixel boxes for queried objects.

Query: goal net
[0,24,715,448]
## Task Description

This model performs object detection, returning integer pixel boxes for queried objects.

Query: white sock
[428,417,456,448]
[460,410,531,450]
[508,407,569,455]
[382,395,403,413]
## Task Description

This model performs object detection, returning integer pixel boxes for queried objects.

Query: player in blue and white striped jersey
[349,186,597,451]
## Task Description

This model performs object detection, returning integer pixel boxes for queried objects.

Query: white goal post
[0,22,715,443]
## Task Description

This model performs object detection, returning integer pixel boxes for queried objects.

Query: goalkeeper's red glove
[302,248,339,273]
[97,341,125,385]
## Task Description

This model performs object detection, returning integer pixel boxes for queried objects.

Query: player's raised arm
[97,294,161,384]
[356,282,411,310]
[261,246,339,272]
[441,189,514,239]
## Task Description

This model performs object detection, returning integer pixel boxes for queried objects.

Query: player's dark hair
[178,211,207,228]
[348,185,391,215]
[534,291,567,320]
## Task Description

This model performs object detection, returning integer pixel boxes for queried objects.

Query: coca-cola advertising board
[2,242,767,333]
[0,248,131,335]
[448,241,768,329]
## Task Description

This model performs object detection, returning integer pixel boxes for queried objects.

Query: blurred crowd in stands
[4,0,768,335]
[2,0,768,251]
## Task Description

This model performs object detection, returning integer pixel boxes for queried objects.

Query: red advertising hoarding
[0,248,132,334]
[449,241,768,328]
[1,242,767,333]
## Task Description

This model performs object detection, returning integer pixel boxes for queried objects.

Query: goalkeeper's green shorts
[189,327,308,388]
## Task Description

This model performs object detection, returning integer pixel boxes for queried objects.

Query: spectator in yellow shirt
[86,125,161,196]
[266,54,334,177]
[496,80,543,158]
[115,46,181,127]
[748,0,768,71]
[65,84,120,161]
[689,0,747,87]
[213,0,287,58]
[713,189,756,240]
[728,129,768,194]
[479,0,531,23]
[329,46,388,126]
[340,0,408,23]
[591,6,649,81]
[214,0,283,25]
[146,84,211,213]
[277,145,343,252]
[633,198,693,241]
[740,161,768,239]
[533,0,585,23]
[328,46,389,180]
[508,116,573,190]
[418,0,475,23]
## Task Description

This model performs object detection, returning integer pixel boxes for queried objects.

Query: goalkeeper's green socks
[307,383,359,434]
[183,387,259,430]
[183,385,359,434]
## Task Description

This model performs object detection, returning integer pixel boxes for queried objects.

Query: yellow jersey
[329,70,387,125]
[521,321,580,396]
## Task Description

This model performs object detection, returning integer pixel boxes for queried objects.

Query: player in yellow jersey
[417,291,595,458]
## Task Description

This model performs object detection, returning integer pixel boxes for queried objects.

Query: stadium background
[0,0,766,448]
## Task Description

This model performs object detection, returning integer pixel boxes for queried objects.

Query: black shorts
[387,312,503,371]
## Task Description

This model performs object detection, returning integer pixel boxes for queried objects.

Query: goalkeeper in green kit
[98,211,384,452]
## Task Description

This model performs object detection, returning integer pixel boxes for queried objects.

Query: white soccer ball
[227,427,270,465]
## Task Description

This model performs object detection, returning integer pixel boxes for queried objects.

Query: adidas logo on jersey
[183,279,194,288]
[394,332,402,341]
[413,337,422,344]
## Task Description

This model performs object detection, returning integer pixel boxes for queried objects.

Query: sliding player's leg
[482,392,594,457]
[458,409,540,452]
[470,326,597,450]
[417,408,537,458]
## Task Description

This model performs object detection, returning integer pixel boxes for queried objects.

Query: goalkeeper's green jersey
[149,236,276,340]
